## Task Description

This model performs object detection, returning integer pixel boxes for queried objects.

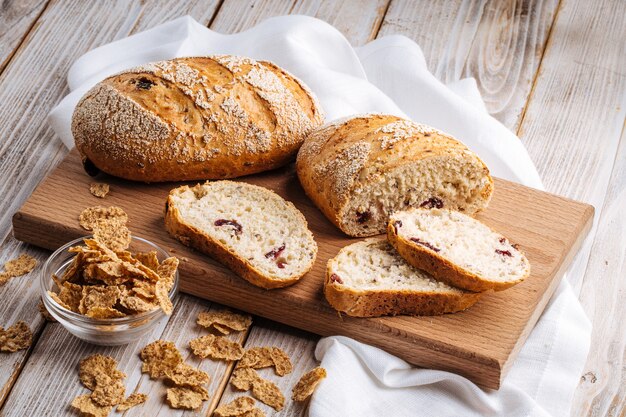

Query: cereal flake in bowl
[41,235,179,346]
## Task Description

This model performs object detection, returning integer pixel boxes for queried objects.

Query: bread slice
[388,208,530,292]
[324,239,481,317]
[165,181,317,289]
[297,114,493,237]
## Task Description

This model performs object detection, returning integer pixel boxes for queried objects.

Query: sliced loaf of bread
[324,239,481,317]
[165,181,317,289]
[388,208,530,292]
[297,114,493,237]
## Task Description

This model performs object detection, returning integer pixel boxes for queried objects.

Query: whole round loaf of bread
[296,114,493,237]
[72,56,324,182]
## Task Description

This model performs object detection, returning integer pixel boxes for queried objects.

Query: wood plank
[13,149,594,389]
[0,0,219,244]
[0,295,247,416]
[215,319,319,416]
[0,0,222,411]
[378,0,559,130]
[0,0,49,74]
[211,0,390,45]
[116,303,249,417]
[0,236,47,407]
[569,129,626,416]
[509,0,626,415]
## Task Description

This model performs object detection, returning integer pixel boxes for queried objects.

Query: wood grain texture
[0,0,219,244]
[0,236,46,408]
[121,303,250,417]
[378,0,559,130]
[571,126,626,417]
[0,0,221,412]
[0,0,49,73]
[216,319,320,416]
[211,0,390,45]
[511,1,625,414]
[0,295,245,416]
[13,149,594,389]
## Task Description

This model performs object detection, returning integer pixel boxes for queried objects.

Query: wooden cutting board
[13,149,593,389]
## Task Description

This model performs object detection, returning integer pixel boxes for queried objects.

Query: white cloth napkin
[48,15,591,417]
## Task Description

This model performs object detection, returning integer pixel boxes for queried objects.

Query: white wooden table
[0,1,623,416]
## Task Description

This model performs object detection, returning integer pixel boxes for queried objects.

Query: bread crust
[164,182,317,289]
[387,221,528,292]
[72,56,324,182]
[296,114,493,237]
[323,245,481,317]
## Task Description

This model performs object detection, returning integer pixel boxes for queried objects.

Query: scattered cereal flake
[250,374,284,410]
[90,182,110,198]
[38,300,56,322]
[214,396,257,417]
[155,279,173,315]
[3,254,37,277]
[189,334,244,360]
[196,310,252,334]
[93,218,131,251]
[79,206,128,231]
[164,363,210,387]
[134,251,160,271]
[236,347,292,376]
[79,354,126,391]
[116,393,148,411]
[86,306,126,319]
[212,323,233,335]
[79,285,121,315]
[91,374,125,406]
[269,348,293,376]
[292,367,327,402]
[71,394,113,417]
[230,368,256,391]
[0,321,32,352]
[0,272,11,286]
[243,409,266,417]
[230,368,284,410]
[140,340,183,379]
[166,385,209,410]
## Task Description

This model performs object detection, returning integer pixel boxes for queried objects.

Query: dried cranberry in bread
[296,114,493,237]
[388,208,530,292]
[324,239,481,317]
[72,56,324,182]
[165,181,317,289]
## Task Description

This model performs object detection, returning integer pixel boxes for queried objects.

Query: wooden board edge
[497,201,595,384]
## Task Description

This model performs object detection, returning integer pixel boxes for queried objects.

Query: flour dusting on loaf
[72,56,324,182]
[297,114,493,237]
[165,181,317,289]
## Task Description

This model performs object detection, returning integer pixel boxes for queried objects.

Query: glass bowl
[40,236,178,346]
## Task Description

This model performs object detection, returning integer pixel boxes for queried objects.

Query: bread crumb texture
[296,114,493,237]
[166,181,317,287]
